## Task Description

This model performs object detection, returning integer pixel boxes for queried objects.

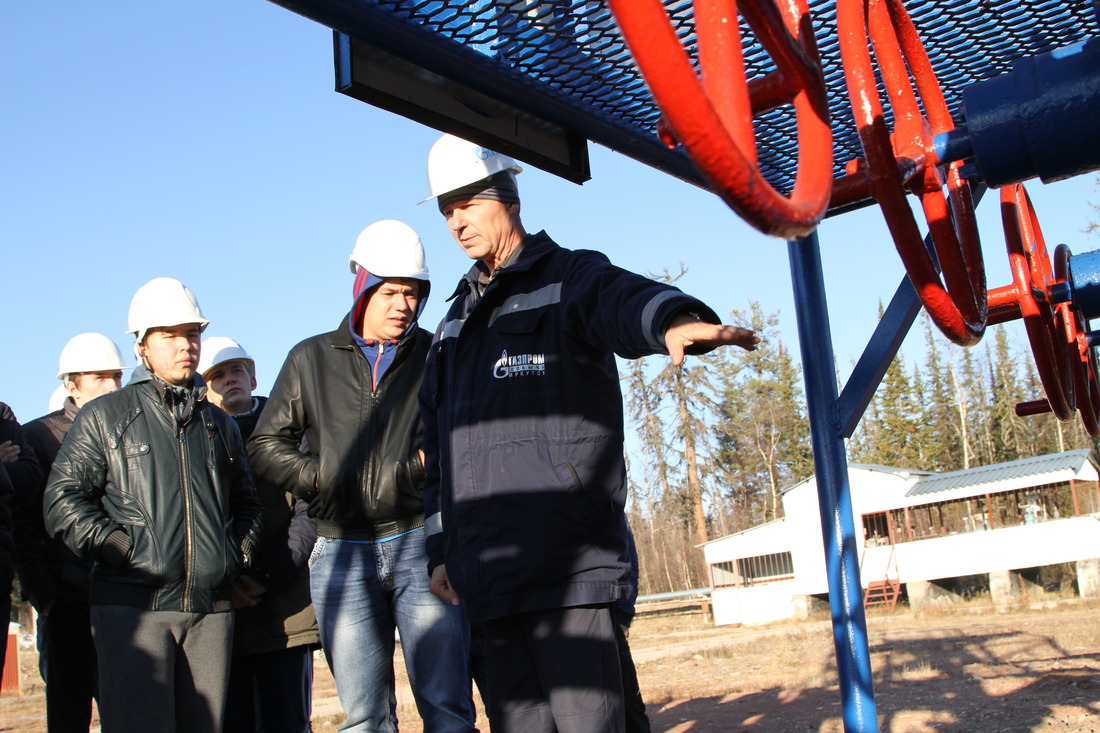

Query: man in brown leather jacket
[198,337,319,733]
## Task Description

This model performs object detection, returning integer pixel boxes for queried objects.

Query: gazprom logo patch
[493,349,545,379]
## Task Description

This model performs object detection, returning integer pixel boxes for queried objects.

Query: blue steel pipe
[788,231,879,733]
[1052,248,1100,320]
[933,38,1100,187]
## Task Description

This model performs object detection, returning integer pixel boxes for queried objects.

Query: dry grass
[629,597,1100,702]
[4,596,1100,731]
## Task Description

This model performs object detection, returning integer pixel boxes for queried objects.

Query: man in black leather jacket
[44,278,263,733]
[249,221,474,733]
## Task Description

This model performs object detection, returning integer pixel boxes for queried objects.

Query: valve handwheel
[837,0,986,346]
[609,0,833,240]
[1054,244,1100,437]
[989,184,1075,421]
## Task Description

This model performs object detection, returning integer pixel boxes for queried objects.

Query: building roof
[906,450,1097,498]
[778,463,929,497]
[848,464,933,479]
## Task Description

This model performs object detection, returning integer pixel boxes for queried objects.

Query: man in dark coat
[420,134,758,733]
[19,332,126,732]
[198,336,319,733]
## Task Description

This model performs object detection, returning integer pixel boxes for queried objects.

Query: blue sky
[3,1,1098,428]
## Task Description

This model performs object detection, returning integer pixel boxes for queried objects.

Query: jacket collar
[130,365,207,400]
[62,395,79,422]
[447,230,558,302]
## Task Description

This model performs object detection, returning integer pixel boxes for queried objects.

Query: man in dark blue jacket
[419,134,759,733]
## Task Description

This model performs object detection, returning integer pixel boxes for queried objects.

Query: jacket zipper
[372,342,384,392]
[178,425,194,613]
[364,346,380,515]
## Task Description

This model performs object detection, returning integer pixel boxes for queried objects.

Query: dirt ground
[2,598,1098,732]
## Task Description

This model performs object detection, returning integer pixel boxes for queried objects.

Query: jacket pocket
[490,306,546,334]
[553,458,599,529]
[111,523,166,584]
[120,442,152,503]
[223,519,244,581]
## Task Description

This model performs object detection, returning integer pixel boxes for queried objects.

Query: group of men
[2,133,757,733]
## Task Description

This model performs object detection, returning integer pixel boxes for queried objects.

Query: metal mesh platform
[316,0,1097,196]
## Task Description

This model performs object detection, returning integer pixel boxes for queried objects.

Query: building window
[871,479,1085,544]
[711,560,739,588]
[711,552,795,588]
[863,512,890,546]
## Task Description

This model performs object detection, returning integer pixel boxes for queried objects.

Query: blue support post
[788,231,879,733]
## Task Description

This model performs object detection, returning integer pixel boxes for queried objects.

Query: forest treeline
[623,293,1097,596]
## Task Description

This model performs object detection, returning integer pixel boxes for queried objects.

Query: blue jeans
[309,529,475,733]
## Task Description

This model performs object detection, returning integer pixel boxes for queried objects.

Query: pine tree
[987,327,1029,462]
[651,356,716,547]
[713,302,812,525]
[919,314,962,471]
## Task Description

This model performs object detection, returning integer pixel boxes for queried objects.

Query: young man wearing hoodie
[248,221,475,733]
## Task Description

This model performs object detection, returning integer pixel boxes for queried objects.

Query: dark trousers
[484,604,624,733]
[224,645,314,733]
[45,598,98,733]
[91,606,234,733]
[613,621,650,733]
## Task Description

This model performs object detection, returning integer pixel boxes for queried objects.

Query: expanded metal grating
[328,0,1097,196]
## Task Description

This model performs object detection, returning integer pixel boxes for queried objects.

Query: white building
[702,450,1100,626]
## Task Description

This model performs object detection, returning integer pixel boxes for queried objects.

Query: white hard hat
[197,337,254,378]
[423,134,523,203]
[57,332,129,380]
[48,384,68,413]
[349,220,430,280]
[126,277,209,343]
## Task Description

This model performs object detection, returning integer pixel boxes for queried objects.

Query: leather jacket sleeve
[247,351,320,502]
[225,418,264,570]
[43,407,125,565]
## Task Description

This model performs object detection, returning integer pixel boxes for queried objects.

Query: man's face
[203,360,256,416]
[138,323,202,386]
[359,279,421,342]
[66,370,123,409]
[442,198,518,268]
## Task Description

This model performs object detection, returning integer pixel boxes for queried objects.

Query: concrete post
[1077,558,1100,599]
[792,594,830,620]
[989,569,1021,607]
[906,580,962,610]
